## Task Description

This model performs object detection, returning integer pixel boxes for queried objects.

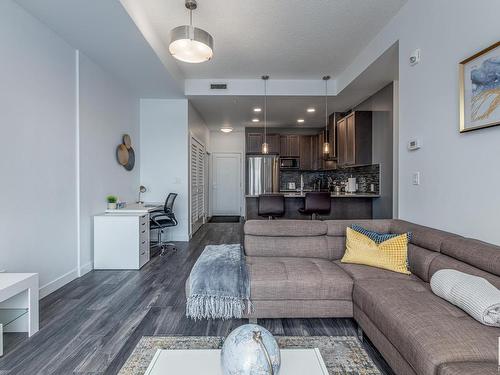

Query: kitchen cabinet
[246,133,280,154]
[299,135,312,170]
[246,133,263,154]
[280,135,300,157]
[267,134,280,154]
[336,111,372,166]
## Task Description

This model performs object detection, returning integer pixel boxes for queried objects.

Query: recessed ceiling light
[253,107,262,112]
[220,127,233,133]
[297,119,305,123]
[307,108,316,113]
[252,118,259,123]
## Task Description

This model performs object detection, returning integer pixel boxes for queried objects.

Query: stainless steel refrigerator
[246,155,280,195]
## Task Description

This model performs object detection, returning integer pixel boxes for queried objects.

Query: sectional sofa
[243,219,500,375]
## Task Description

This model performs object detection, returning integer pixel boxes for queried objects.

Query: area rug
[208,216,241,223]
[119,336,381,375]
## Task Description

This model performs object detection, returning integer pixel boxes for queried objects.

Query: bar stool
[258,194,285,220]
[298,192,331,220]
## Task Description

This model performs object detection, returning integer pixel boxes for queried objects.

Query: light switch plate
[412,172,421,185]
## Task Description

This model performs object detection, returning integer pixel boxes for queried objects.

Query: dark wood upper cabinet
[336,111,372,166]
[267,134,280,154]
[288,135,300,157]
[327,113,337,159]
[246,133,263,154]
[299,135,312,170]
[280,135,300,157]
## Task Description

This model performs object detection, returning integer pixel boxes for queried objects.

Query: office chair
[150,193,178,255]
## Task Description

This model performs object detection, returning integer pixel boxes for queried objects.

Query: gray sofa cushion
[441,236,500,277]
[244,220,327,237]
[334,260,418,281]
[353,278,499,375]
[390,220,460,253]
[439,362,499,375]
[247,257,353,301]
[325,219,392,237]
[245,235,331,259]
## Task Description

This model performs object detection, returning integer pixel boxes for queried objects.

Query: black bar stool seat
[258,194,285,220]
[298,192,331,220]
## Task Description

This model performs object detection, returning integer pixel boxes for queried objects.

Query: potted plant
[106,195,118,210]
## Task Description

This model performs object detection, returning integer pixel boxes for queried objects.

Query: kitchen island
[245,192,380,220]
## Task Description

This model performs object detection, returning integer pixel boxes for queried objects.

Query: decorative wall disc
[116,144,129,166]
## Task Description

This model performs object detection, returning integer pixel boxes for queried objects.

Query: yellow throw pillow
[341,227,410,275]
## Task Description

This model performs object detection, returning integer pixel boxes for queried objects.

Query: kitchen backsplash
[280,164,380,194]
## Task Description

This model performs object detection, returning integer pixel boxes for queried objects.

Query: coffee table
[144,348,329,375]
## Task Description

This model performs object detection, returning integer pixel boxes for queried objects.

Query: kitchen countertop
[246,192,380,198]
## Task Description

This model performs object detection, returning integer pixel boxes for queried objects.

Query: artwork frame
[459,41,500,133]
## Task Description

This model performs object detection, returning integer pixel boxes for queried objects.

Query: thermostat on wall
[408,138,422,151]
[409,49,421,66]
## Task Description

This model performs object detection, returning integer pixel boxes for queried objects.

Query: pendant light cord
[325,77,328,139]
[264,78,267,145]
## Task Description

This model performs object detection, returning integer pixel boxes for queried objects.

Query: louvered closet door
[191,138,205,235]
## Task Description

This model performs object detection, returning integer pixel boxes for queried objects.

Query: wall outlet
[412,172,421,185]
[408,138,422,151]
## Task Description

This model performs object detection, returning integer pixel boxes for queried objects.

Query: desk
[0,273,39,356]
[94,203,162,270]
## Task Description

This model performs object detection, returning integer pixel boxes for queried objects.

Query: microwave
[280,157,299,169]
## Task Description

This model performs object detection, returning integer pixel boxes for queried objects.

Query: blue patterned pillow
[350,224,412,244]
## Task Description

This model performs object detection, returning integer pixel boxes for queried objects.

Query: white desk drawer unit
[94,213,150,270]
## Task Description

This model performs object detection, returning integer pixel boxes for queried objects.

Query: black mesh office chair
[150,193,178,255]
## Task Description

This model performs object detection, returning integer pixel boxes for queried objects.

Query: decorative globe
[221,324,281,375]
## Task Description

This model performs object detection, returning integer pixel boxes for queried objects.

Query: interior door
[212,153,241,216]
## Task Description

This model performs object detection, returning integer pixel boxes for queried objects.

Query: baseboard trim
[39,268,79,299]
[79,262,93,276]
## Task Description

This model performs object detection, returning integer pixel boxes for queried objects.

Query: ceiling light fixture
[253,108,262,112]
[261,75,270,155]
[220,127,233,133]
[169,0,214,63]
[323,75,331,155]
[307,108,316,113]
[297,119,305,123]
[252,118,259,123]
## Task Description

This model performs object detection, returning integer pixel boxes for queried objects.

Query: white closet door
[191,138,205,235]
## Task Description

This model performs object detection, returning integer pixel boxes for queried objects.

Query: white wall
[341,0,500,244]
[0,0,142,296]
[0,0,77,294]
[188,102,210,148]
[355,83,394,219]
[78,53,140,273]
[140,99,190,241]
[208,130,246,217]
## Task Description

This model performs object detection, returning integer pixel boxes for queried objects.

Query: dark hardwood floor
[0,223,394,374]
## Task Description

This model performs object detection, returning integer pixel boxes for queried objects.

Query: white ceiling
[135,0,406,79]
[190,42,399,130]
[15,0,402,128]
[15,0,184,98]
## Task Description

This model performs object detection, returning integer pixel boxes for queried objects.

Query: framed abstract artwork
[459,41,500,133]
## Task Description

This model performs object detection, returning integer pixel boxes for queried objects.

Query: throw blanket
[431,269,500,327]
[186,244,251,320]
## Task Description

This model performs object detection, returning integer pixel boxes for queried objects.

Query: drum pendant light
[261,75,270,154]
[323,75,331,154]
[169,0,214,63]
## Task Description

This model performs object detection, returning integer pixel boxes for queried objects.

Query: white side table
[0,273,39,356]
